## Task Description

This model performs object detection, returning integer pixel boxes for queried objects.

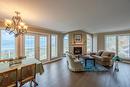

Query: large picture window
[118,35,130,58]
[105,35,130,59]
[105,35,116,52]
[25,35,35,58]
[51,34,58,58]
[1,30,16,59]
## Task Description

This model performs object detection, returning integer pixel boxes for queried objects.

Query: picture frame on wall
[74,34,82,43]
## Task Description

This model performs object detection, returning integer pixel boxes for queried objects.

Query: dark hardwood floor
[29,58,130,87]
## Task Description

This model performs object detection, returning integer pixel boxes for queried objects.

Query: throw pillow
[101,51,110,57]
[97,50,104,56]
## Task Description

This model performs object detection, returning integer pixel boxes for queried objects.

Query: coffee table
[80,55,95,68]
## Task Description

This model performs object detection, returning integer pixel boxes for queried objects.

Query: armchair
[66,52,84,72]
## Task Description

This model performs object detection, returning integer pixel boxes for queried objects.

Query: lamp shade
[112,55,122,61]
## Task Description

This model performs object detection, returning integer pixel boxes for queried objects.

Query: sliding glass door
[25,35,35,58]
[39,36,47,60]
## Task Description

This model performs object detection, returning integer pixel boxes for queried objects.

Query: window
[118,35,130,58]
[25,35,35,58]
[87,34,92,53]
[51,34,58,58]
[63,34,69,54]
[105,35,116,52]
[105,35,130,59]
[1,30,16,59]
[40,36,47,60]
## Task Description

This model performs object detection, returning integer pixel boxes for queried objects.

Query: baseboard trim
[42,57,62,64]
[122,60,130,64]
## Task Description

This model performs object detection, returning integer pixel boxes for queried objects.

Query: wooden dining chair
[19,63,37,87]
[0,68,18,87]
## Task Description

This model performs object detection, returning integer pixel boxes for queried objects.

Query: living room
[0,0,130,87]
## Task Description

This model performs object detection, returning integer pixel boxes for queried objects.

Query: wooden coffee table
[80,55,95,68]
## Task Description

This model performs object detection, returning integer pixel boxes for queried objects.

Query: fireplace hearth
[73,47,82,55]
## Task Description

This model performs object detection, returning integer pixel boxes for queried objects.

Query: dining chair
[0,68,18,87]
[19,63,37,87]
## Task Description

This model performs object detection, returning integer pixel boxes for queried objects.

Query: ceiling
[0,0,130,33]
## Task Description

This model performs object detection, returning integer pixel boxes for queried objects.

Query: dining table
[0,58,44,80]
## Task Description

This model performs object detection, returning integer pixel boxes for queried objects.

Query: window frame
[86,34,93,53]
[105,34,130,59]
[118,35,130,58]
[0,30,17,59]
[39,34,48,60]
[105,35,117,53]
[23,32,50,61]
[0,29,59,61]
[63,34,69,54]
[24,33,36,58]
[51,34,58,58]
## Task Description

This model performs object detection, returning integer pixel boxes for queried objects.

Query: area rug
[83,60,108,72]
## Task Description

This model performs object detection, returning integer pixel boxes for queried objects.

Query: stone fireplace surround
[68,30,87,55]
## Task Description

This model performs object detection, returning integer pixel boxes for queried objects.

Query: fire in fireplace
[73,47,82,55]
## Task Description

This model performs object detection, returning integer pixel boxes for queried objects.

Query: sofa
[66,52,85,72]
[91,50,115,66]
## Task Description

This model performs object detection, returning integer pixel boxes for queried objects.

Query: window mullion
[35,35,39,59]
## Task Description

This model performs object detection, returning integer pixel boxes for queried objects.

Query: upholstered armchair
[66,52,84,72]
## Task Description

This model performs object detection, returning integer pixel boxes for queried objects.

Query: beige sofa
[66,52,84,72]
[91,50,115,66]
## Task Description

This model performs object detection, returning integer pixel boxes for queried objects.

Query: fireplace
[73,47,82,55]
